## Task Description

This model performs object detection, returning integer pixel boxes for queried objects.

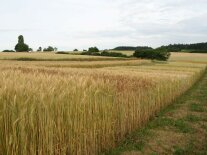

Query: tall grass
[0,61,206,155]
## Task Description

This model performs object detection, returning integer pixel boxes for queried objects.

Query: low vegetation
[133,48,171,61]
[81,50,128,58]
[0,53,206,154]
[112,46,153,51]
[101,51,128,57]
[2,50,15,52]
[56,51,70,54]
[88,47,99,52]
[43,46,57,52]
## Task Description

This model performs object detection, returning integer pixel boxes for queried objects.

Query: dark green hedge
[81,51,127,58]
[133,48,171,61]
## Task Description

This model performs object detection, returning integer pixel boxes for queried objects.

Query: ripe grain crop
[0,52,130,61]
[0,58,206,155]
[170,52,207,63]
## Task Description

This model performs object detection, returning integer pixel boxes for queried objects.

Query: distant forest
[113,46,152,51]
[113,42,207,53]
[160,42,207,53]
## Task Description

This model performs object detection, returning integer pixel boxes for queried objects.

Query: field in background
[170,52,207,63]
[1,51,207,63]
[109,50,207,62]
[0,52,207,155]
[0,59,150,69]
[0,52,129,61]
[109,50,134,56]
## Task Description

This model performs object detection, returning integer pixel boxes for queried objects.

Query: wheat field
[0,52,206,155]
[0,52,129,61]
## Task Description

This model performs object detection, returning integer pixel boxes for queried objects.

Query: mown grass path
[106,70,207,155]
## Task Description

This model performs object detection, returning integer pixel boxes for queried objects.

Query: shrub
[56,51,69,54]
[88,47,99,52]
[73,49,78,52]
[29,48,33,52]
[81,50,127,58]
[133,49,154,59]
[15,43,29,52]
[153,48,171,61]
[37,47,42,52]
[133,48,170,61]
[43,46,55,52]
[81,51,101,56]
[2,50,15,52]
[101,51,127,57]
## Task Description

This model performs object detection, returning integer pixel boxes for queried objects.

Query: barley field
[0,52,206,155]
[109,50,207,63]
[170,52,207,63]
[0,52,129,61]
[109,50,134,56]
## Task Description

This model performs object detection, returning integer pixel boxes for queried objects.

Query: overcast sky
[0,0,207,51]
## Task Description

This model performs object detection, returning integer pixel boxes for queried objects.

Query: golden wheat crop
[0,59,150,69]
[0,56,206,155]
[0,52,130,61]
[170,52,207,63]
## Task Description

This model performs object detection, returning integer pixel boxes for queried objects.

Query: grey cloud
[0,0,207,50]
[73,29,135,39]
[0,29,40,32]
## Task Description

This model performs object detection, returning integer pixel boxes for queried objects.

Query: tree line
[81,47,170,61]
[113,46,153,51]
[3,35,58,52]
[2,35,206,61]
[160,42,207,53]
[113,42,207,53]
